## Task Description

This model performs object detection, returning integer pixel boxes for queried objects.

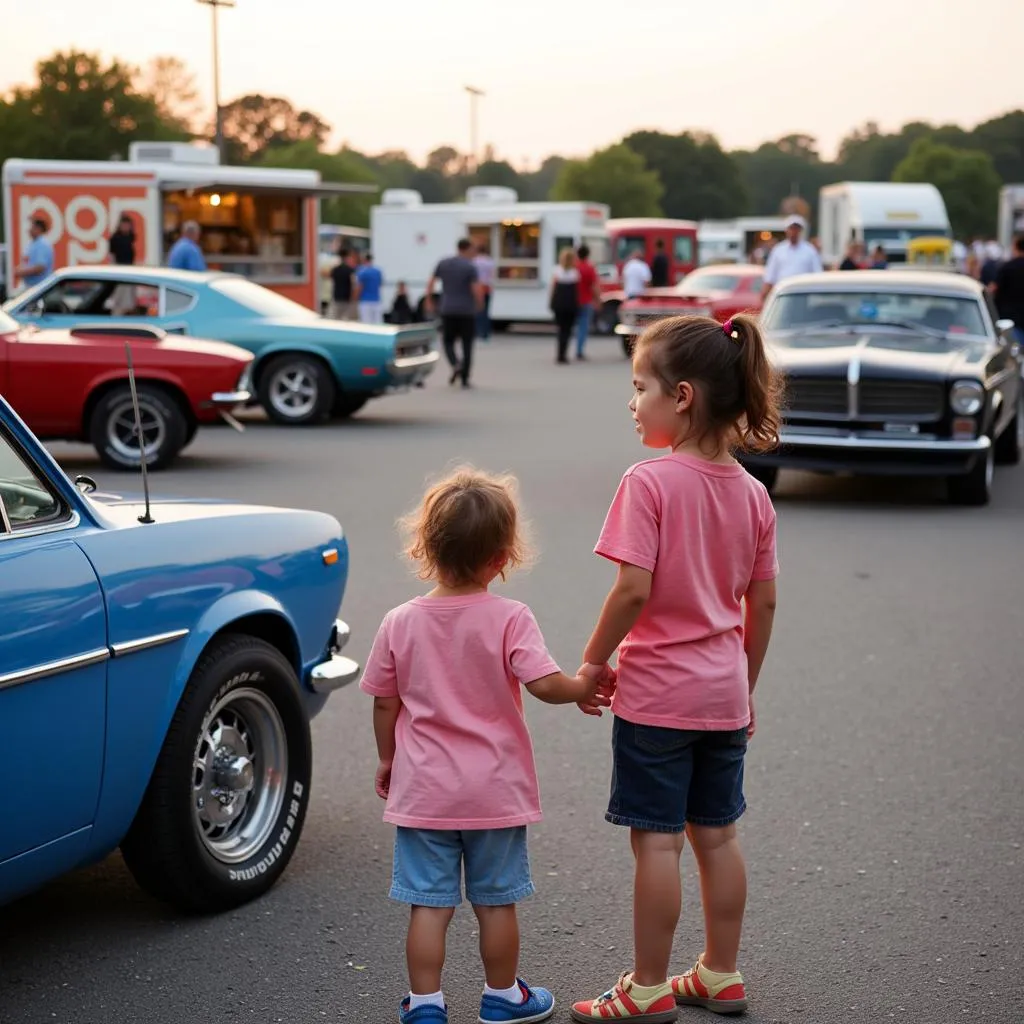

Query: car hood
[29,326,252,365]
[85,491,321,526]
[766,329,987,381]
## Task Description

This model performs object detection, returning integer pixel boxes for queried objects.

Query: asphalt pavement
[2,333,1022,1024]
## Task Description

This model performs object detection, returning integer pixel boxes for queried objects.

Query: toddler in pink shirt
[361,467,610,1024]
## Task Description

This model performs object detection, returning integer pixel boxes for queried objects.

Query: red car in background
[613,264,765,355]
[0,309,252,470]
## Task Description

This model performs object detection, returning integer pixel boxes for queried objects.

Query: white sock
[408,990,444,1009]
[484,981,524,1003]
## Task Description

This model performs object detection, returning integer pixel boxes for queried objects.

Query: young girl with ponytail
[572,314,783,1022]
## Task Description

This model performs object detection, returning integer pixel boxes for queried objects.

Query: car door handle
[162,322,189,335]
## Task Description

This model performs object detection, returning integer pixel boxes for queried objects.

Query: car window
[615,235,647,262]
[765,291,988,337]
[31,278,159,318]
[679,271,741,293]
[0,429,62,533]
[165,287,197,315]
[673,235,694,264]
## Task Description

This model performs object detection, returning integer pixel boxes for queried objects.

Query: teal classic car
[4,267,439,425]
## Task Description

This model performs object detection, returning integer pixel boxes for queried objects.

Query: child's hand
[576,662,615,717]
[374,759,393,799]
[747,695,756,740]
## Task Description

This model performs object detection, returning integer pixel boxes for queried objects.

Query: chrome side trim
[0,648,110,692]
[0,495,11,533]
[207,390,252,407]
[0,510,80,542]
[110,628,190,657]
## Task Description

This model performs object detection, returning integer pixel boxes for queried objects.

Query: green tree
[0,50,187,164]
[971,109,1024,184]
[623,130,747,219]
[733,134,836,224]
[220,94,330,163]
[551,143,663,217]
[893,138,1001,239]
[520,156,567,201]
[142,56,203,136]
[258,140,378,228]
[473,159,523,191]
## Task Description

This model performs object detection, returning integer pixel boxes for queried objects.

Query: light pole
[197,0,235,160]
[464,85,485,172]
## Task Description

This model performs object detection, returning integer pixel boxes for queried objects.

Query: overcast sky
[3,0,1020,166]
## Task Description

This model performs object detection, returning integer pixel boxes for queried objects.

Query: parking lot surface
[2,333,1022,1024]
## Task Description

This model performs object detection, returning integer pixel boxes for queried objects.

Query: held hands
[374,759,393,800]
[576,662,616,717]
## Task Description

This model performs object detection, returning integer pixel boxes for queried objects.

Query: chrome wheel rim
[192,687,288,865]
[106,397,166,461]
[268,363,318,418]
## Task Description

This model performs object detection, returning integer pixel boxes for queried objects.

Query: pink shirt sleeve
[507,607,560,685]
[594,469,660,572]
[751,502,779,581]
[359,616,399,697]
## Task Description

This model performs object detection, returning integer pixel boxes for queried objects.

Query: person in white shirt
[761,215,823,299]
[621,249,652,298]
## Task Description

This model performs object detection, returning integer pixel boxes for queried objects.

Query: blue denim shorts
[389,826,535,908]
[606,716,748,833]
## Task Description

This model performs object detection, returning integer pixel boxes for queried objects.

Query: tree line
[2,50,1021,240]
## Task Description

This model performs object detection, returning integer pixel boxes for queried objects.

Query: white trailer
[818,182,951,267]
[370,187,611,326]
[997,185,1024,252]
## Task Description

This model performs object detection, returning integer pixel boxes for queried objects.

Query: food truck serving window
[162,190,306,283]
[497,221,540,281]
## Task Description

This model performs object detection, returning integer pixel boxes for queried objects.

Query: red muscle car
[614,264,765,355]
[0,310,252,470]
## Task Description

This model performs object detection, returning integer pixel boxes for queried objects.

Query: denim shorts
[606,716,748,833]
[389,826,535,908]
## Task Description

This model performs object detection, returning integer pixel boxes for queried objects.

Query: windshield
[211,277,318,320]
[679,271,741,294]
[764,290,988,338]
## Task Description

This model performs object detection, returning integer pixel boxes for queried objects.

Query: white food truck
[370,187,611,327]
[997,185,1024,252]
[818,182,951,267]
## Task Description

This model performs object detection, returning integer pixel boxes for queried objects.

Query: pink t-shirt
[595,453,778,731]
[359,593,560,829]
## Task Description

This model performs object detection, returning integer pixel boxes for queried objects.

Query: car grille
[785,378,945,419]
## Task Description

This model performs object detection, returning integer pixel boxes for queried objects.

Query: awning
[160,179,378,197]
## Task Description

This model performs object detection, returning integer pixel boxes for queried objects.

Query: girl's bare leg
[407,905,456,994]
[473,904,520,990]
[685,823,747,974]
[631,828,686,987]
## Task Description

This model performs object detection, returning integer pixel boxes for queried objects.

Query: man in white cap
[761,214,822,299]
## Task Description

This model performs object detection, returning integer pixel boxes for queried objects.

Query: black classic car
[741,271,1022,505]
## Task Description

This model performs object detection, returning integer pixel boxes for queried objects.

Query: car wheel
[332,393,369,419]
[258,354,336,425]
[948,439,995,506]
[994,394,1023,466]
[743,463,779,494]
[594,303,619,336]
[89,383,188,471]
[120,635,312,913]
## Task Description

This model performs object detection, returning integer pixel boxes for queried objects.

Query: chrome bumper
[310,619,361,694]
[208,389,252,408]
[388,350,440,377]
[778,431,990,452]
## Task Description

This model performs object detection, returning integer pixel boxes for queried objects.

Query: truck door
[0,427,107,864]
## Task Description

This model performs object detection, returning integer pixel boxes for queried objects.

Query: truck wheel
[594,303,620,335]
[89,383,188,471]
[120,635,313,913]
[258,354,335,425]
[948,441,995,506]
[743,463,779,494]
[332,393,369,419]
[994,394,1023,465]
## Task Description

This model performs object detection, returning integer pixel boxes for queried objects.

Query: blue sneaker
[400,996,449,1023]
[478,979,555,1023]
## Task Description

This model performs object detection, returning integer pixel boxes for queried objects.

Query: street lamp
[197,0,236,160]
[464,85,485,172]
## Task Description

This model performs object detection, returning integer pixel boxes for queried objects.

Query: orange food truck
[2,141,375,309]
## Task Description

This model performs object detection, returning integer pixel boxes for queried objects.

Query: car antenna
[124,342,154,525]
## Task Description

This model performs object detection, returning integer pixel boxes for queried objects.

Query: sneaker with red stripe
[670,957,747,1015]
[570,971,677,1022]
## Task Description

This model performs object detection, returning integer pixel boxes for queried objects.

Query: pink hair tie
[722,318,740,341]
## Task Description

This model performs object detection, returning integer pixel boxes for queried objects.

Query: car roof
[691,264,763,276]
[774,269,985,298]
[49,265,225,287]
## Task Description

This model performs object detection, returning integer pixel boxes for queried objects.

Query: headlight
[950,380,984,416]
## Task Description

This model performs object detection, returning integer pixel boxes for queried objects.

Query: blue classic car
[0,392,359,910]
[3,267,439,425]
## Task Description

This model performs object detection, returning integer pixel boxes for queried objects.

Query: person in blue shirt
[356,254,384,324]
[167,221,208,272]
[15,217,55,289]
